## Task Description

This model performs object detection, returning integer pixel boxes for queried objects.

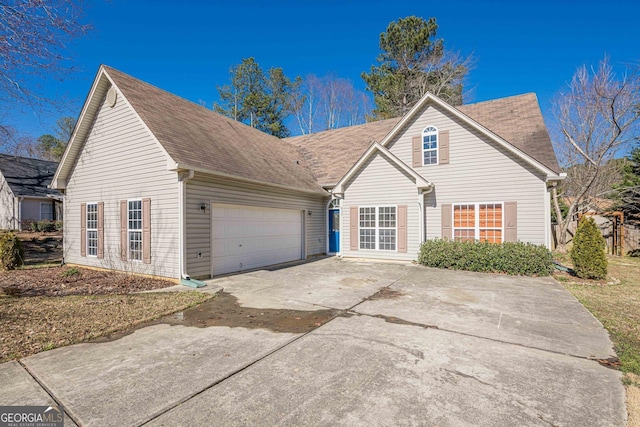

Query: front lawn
[0,292,211,362]
[0,265,212,362]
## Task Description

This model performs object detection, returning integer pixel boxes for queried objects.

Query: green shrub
[29,221,40,232]
[0,233,24,271]
[38,221,57,233]
[61,267,80,277]
[571,217,607,279]
[54,220,63,231]
[417,239,554,276]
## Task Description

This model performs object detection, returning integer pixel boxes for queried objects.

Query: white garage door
[211,204,303,276]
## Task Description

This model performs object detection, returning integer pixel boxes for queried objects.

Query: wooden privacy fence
[552,221,640,255]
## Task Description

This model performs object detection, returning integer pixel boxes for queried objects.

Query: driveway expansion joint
[138,309,345,426]
[17,359,80,427]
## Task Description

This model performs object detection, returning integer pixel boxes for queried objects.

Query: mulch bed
[0,266,176,297]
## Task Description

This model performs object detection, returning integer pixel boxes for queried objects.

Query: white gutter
[178,170,195,280]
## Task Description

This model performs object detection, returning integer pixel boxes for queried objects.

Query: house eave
[170,163,329,197]
[333,142,432,194]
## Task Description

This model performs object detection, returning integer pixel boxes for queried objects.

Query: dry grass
[0,292,212,362]
[554,253,640,426]
[628,374,640,427]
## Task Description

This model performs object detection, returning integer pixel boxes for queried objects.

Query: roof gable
[379,92,561,177]
[0,154,59,197]
[288,93,562,187]
[54,66,326,195]
[333,142,432,194]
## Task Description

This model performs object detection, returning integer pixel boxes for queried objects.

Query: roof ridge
[102,65,285,143]
[459,92,537,108]
[0,153,59,165]
[285,117,400,141]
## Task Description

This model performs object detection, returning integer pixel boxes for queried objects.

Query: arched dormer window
[422,126,438,165]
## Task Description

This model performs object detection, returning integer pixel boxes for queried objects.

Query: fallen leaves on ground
[0,266,176,296]
[0,292,212,362]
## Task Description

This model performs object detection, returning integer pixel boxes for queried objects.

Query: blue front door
[329,209,340,253]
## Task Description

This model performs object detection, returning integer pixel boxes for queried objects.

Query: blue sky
[9,0,639,139]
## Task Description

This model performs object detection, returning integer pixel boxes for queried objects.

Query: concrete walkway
[0,258,627,426]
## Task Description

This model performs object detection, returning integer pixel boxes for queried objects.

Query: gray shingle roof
[285,118,400,186]
[104,67,326,195]
[457,93,561,174]
[0,154,59,197]
[286,93,561,187]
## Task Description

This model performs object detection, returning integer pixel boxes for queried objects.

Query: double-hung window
[359,206,397,251]
[423,126,438,165]
[453,203,503,243]
[128,200,143,261]
[86,203,98,256]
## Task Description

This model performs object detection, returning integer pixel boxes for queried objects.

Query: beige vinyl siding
[63,88,179,279]
[186,173,327,279]
[387,103,549,245]
[341,152,421,261]
[0,173,16,230]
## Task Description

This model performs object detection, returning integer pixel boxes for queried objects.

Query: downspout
[418,185,434,245]
[178,170,205,288]
[324,197,333,255]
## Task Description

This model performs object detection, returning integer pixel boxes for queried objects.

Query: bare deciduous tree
[552,57,640,251]
[293,74,372,135]
[0,0,90,148]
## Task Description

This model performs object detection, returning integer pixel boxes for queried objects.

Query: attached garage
[211,203,303,276]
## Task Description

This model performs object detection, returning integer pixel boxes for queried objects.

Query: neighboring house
[0,154,62,230]
[51,65,564,281]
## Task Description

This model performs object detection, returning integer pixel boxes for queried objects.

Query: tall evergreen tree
[215,58,300,138]
[617,147,640,224]
[361,16,470,120]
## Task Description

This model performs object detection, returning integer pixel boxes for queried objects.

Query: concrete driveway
[0,258,626,426]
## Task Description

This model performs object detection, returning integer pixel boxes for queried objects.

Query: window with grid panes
[422,126,438,165]
[359,207,376,250]
[86,203,98,256]
[453,203,503,243]
[128,200,143,261]
[359,206,396,251]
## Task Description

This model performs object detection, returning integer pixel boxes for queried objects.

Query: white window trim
[127,198,143,262]
[358,205,398,252]
[452,202,504,243]
[40,202,54,221]
[422,125,439,166]
[86,202,98,258]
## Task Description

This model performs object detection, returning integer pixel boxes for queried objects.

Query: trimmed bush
[0,233,24,271]
[38,221,57,232]
[418,239,554,276]
[571,217,607,279]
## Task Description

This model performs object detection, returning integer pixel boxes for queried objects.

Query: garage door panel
[211,204,303,276]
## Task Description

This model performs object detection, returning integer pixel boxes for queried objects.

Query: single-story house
[51,65,564,281]
[0,154,62,230]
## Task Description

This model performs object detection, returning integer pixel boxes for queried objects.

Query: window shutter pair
[412,131,450,167]
[440,201,517,242]
[349,205,408,253]
[120,198,151,263]
[80,202,104,258]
